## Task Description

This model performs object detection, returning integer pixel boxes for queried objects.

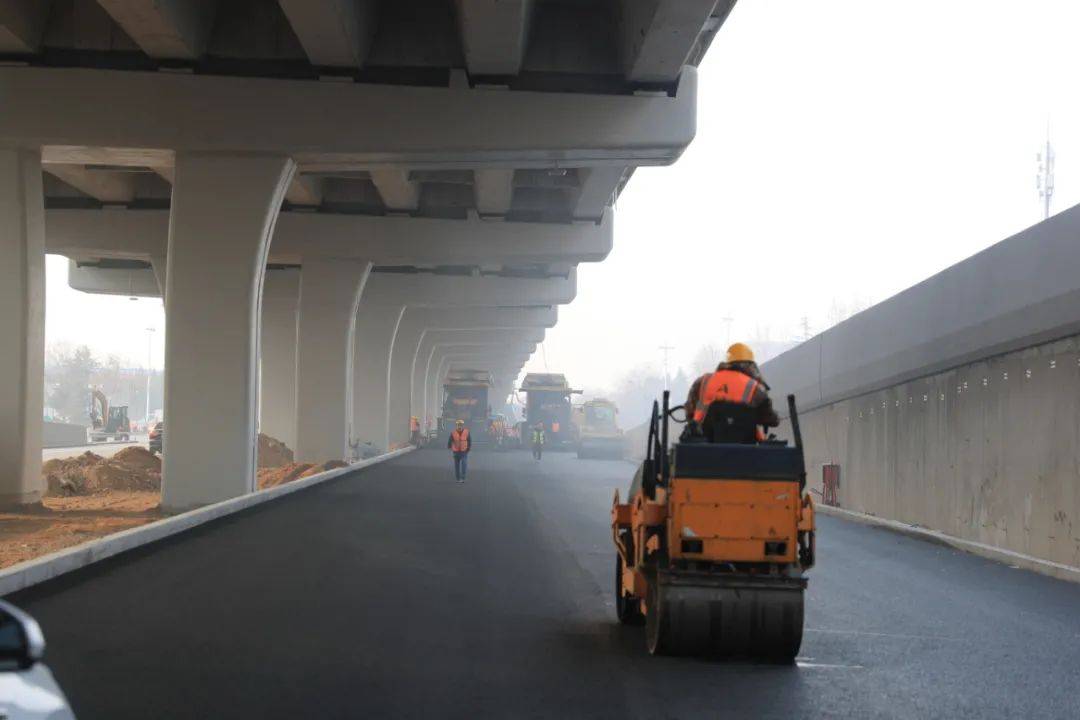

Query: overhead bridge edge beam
[0,66,698,166]
[44,208,614,266]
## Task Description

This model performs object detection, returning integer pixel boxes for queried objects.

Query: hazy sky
[46,0,1080,390]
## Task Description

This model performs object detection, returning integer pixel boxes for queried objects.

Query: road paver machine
[574,398,624,459]
[611,391,815,660]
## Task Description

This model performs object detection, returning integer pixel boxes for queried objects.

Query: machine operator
[684,342,779,440]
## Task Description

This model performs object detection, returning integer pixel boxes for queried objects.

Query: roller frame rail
[611,392,816,660]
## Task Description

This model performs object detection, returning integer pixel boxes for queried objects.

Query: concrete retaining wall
[786,332,1080,568]
[766,205,1080,411]
[764,204,1080,570]
[42,421,86,448]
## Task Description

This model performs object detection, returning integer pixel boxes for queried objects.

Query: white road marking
[806,627,964,642]
[796,660,865,670]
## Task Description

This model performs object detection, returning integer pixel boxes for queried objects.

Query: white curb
[0,447,414,597]
[817,503,1080,585]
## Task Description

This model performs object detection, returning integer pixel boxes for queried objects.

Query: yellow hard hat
[726,342,755,363]
[456,419,465,425]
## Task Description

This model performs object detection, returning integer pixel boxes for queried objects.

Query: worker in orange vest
[685,342,778,440]
[410,416,421,447]
[447,419,471,483]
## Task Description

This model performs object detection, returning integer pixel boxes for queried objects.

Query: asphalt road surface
[9,449,1080,719]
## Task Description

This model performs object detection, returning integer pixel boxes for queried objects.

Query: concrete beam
[0,65,698,167]
[68,259,159,297]
[64,259,578,306]
[620,0,717,84]
[96,0,217,60]
[369,168,420,212]
[574,166,627,222]
[44,165,137,204]
[455,0,533,76]
[284,176,324,207]
[363,270,576,307]
[474,169,513,217]
[45,207,613,265]
[278,0,376,68]
[0,0,50,53]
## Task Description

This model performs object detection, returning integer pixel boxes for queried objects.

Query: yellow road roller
[611,392,815,660]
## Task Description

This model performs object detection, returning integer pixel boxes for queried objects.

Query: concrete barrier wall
[766,205,1080,411]
[763,204,1080,570]
[785,332,1080,568]
[42,421,87,448]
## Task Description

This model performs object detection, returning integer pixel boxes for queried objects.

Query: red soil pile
[256,459,350,489]
[42,447,161,495]
[257,434,294,468]
[257,462,315,489]
[299,459,348,478]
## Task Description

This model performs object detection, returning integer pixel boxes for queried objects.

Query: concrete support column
[415,330,542,422]
[415,338,441,427]
[259,268,299,451]
[150,255,168,299]
[162,153,294,510]
[352,302,405,452]
[0,149,45,506]
[387,309,429,447]
[430,354,452,424]
[294,258,372,462]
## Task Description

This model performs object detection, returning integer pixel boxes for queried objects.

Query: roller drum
[647,575,804,661]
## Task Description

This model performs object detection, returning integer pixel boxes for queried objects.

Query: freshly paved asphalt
[9,448,1080,719]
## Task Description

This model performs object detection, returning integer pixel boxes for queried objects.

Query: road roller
[611,391,815,660]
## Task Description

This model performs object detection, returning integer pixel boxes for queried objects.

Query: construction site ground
[9,449,1080,719]
[1,435,336,571]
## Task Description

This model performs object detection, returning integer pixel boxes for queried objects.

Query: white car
[0,600,75,720]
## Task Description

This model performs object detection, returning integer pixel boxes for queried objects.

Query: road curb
[0,447,414,597]
[817,503,1080,584]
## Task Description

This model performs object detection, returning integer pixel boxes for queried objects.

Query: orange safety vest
[693,369,760,424]
[450,428,470,452]
[410,417,420,432]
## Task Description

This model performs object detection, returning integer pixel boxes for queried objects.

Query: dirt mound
[298,459,349,478]
[86,462,160,492]
[112,446,161,473]
[42,448,161,496]
[257,434,293,468]
[257,462,315,489]
[256,459,350,489]
[42,451,105,495]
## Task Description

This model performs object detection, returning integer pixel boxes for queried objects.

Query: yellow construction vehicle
[88,388,131,443]
[611,391,815,660]
[574,398,624,459]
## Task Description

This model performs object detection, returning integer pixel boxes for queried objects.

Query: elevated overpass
[0,0,734,509]
[3,6,1080,718]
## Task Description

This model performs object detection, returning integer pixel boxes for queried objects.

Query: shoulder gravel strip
[817,503,1080,584]
[0,448,414,597]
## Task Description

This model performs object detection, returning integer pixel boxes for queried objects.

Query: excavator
[88,388,131,443]
[611,391,815,660]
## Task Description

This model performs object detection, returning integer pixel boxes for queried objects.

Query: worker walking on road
[684,342,778,441]
[531,422,545,461]
[448,419,471,483]
[410,416,422,448]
